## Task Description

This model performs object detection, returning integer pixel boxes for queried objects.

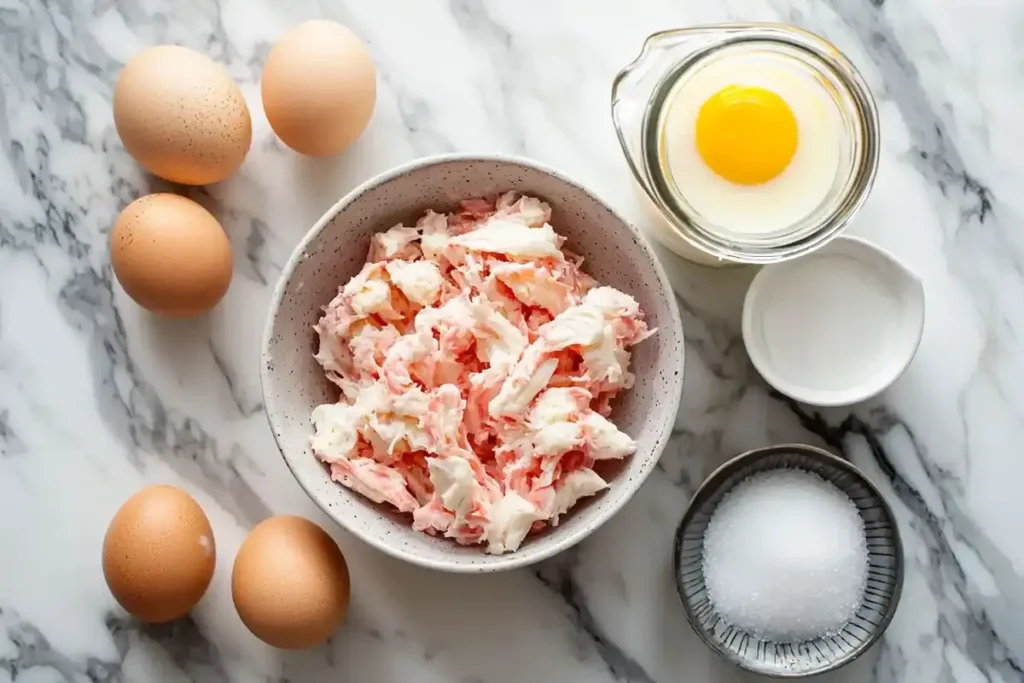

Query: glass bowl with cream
[612,24,879,266]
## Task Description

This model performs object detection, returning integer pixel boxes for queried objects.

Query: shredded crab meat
[310,192,655,554]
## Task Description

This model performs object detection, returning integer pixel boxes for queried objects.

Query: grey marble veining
[1,0,1023,681]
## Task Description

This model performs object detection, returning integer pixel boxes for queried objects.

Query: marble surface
[1,0,1022,681]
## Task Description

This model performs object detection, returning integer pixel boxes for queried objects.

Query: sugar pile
[702,468,867,642]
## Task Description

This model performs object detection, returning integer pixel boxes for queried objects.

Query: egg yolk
[695,85,798,186]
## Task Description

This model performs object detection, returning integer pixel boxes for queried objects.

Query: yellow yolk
[695,85,799,186]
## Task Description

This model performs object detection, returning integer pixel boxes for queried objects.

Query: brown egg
[261,21,376,156]
[102,485,216,623]
[110,193,233,317]
[114,45,252,185]
[232,516,350,649]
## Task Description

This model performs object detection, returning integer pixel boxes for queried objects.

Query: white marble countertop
[2,1,1023,682]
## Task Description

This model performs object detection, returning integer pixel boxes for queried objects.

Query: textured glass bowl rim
[639,26,880,264]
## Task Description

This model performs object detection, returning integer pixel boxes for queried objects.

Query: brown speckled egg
[232,516,350,649]
[110,193,233,317]
[114,45,252,185]
[102,485,216,623]
[261,21,376,156]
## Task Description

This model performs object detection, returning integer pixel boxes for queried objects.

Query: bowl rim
[260,152,685,572]
[672,443,905,677]
[740,235,926,407]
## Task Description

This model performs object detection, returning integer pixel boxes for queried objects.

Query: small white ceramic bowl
[261,154,684,572]
[742,235,924,406]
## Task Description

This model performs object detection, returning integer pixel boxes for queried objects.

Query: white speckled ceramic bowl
[261,154,684,572]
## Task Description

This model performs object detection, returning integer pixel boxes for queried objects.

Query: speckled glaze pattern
[261,154,685,572]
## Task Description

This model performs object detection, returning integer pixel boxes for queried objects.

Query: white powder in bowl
[701,468,868,642]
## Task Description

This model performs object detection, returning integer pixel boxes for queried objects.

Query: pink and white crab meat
[310,192,655,554]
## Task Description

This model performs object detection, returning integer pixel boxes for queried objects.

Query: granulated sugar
[702,468,867,642]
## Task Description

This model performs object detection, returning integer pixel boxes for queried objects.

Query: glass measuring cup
[612,24,880,267]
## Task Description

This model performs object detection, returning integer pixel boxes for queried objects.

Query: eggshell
[102,485,216,623]
[261,21,376,156]
[232,516,350,649]
[114,45,252,185]
[110,193,233,317]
